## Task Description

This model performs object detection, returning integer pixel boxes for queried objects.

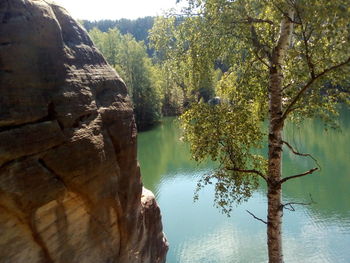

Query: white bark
[267,9,294,263]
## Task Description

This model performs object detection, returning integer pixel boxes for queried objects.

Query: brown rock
[0,0,168,262]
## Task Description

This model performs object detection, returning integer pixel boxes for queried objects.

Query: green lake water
[138,110,350,263]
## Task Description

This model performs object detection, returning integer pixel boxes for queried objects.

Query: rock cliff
[0,0,168,262]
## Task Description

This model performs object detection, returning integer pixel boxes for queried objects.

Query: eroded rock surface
[0,0,168,262]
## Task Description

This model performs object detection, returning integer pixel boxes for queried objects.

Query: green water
[138,110,350,263]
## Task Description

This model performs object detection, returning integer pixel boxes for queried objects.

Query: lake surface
[138,110,350,263]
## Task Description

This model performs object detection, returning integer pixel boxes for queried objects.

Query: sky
[53,0,183,20]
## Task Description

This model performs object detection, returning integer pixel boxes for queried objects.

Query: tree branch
[280,167,318,184]
[253,49,270,68]
[227,167,267,182]
[272,2,301,25]
[282,140,321,169]
[282,83,292,91]
[282,201,310,211]
[281,56,350,121]
[232,17,274,25]
[281,194,316,211]
[226,147,267,182]
[250,22,272,60]
[246,210,267,224]
[294,2,316,79]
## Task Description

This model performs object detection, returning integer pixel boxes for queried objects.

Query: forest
[81,16,220,130]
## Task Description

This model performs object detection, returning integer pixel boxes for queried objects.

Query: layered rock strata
[0,0,168,262]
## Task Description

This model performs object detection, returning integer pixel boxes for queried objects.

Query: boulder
[0,0,168,262]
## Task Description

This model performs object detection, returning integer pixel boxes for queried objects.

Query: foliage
[89,28,162,130]
[82,17,155,56]
[152,0,350,213]
[158,61,185,115]
[181,100,266,213]
[150,16,218,105]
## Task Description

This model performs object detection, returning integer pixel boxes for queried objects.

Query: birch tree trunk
[267,10,294,263]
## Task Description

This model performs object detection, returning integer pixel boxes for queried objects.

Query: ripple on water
[177,226,237,263]
[283,205,350,263]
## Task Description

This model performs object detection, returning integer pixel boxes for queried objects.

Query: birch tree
[150,0,350,262]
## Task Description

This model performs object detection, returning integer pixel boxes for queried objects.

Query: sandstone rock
[0,0,168,262]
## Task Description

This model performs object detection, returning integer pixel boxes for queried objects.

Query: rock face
[0,0,168,262]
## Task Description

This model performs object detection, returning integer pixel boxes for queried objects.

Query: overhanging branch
[280,167,318,184]
[281,56,350,121]
[226,148,267,182]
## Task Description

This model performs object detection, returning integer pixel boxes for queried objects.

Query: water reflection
[138,118,212,196]
[282,112,350,222]
[138,110,350,263]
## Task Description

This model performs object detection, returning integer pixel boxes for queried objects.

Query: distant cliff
[0,0,168,262]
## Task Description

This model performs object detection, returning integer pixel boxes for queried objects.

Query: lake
[138,109,350,263]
